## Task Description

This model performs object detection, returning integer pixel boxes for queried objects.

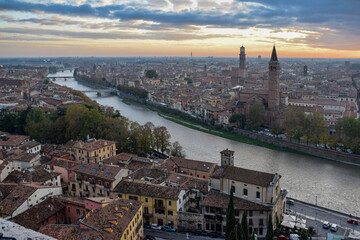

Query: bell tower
[239,46,246,84]
[220,149,234,167]
[268,46,280,110]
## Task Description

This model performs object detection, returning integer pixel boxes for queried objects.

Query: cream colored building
[73,139,116,163]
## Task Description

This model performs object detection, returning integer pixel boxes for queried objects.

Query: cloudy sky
[0,0,359,58]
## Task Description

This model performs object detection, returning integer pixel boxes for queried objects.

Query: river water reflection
[49,71,360,216]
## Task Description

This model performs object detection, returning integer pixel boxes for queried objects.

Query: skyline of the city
[0,0,360,58]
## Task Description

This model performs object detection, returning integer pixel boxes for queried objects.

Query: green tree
[299,228,308,240]
[145,69,158,79]
[170,141,186,158]
[303,112,327,144]
[153,126,171,154]
[185,77,193,84]
[229,227,238,240]
[265,215,274,240]
[248,103,265,130]
[284,107,306,130]
[337,117,360,138]
[241,211,249,240]
[237,221,245,240]
[226,186,236,240]
[229,113,245,128]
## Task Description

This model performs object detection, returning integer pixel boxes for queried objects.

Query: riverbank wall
[289,197,360,220]
[234,129,360,166]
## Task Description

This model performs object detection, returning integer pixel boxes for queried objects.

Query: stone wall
[234,129,360,166]
[178,212,203,231]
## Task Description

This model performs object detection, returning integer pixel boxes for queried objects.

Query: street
[288,199,360,239]
[144,228,224,240]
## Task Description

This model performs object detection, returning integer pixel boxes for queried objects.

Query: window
[99,180,102,185]
[259,219,264,226]
[243,188,248,196]
[260,210,263,214]
[129,195,138,201]
[168,210,173,216]
[256,191,260,199]
[144,207,149,214]
[249,219,253,226]
[68,207,71,213]
[168,200,172,206]
[76,209,80,215]
[249,210,253,217]
[259,228,263,235]
[145,198,148,203]
[118,194,122,198]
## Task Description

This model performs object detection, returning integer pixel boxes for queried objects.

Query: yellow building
[80,198,143,240]
[112,179,185,228]
[73,139,116,163]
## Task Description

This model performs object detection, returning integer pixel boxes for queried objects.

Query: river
[49,71,360,216]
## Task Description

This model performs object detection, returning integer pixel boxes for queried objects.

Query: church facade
[236,46,283,126]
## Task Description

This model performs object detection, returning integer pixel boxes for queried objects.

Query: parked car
[286,209,295,215]
[151,223,161,230]
[143,223,151,228]
[330,224,338,232]
[347,219,359,225]
[144,235,156,240]
[286,199,295,205]
[277,234,289,240]
[289,234,299,240]
[194,229,208,236]
[322,221,330,229]
[161,225,176,232]
[208,232,222,238]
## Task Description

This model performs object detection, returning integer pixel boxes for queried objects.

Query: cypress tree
[251,233,255,240]
[300,228,309,240]
[241,211,249,240]
[229,224,238,240]
[265,214,274,240]
[237,221,245,240]
[226,186,236,240]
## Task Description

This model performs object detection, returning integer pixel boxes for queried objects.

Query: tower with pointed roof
[268,46,280,111]
[239,46,246,84]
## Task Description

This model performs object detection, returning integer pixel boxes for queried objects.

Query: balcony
[84,189,89,194]
[143,213,153,217]
[104,186,110,191]
[75,178,82,183]
[90,181,95,187]
[154,203,165,209]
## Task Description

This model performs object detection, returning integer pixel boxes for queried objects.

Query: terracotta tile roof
[3,167,60,184]
[212,165,276,187]
[203,189,270,211]
[129,168,169,184]
[170,157,217,174]
[165,173,209,194]
[55,195,85,207]
[73,163,121,181]
[39,225,101,240]
[48,158,81,170]
[0,134,30,147]
[19,141,41,151]
[104,152,137,164]
[81,199,143,240]
[114,179,181,200]
[73,139,115,151]
[0,183,37,217]
[13,198,65,230]
[6,152,37,163]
